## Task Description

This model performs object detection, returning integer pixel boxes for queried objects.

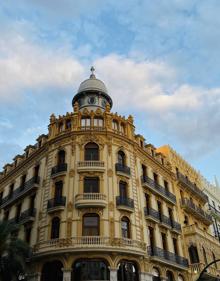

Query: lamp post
[196,259,220,281]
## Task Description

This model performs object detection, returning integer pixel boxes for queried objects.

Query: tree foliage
[0,221,30,281]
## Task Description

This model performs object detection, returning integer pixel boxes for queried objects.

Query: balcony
[147,246,188,269]
[75,193,107,208]
[208,204,220,220]
[183,224,220,246]
[19,208,36,224]
[33,236,146,255]
[141,175,176,204]
[51,163,67,178]
[180,198,212,225]
[115,163,131,177]
[0,176,40,209]
[177,172,208,203]
[116,196,134,212]
[144,207,160,223]
[77,161,105,173]
[47,196,66,213]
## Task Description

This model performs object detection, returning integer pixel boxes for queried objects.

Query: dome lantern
[72,67,113,112]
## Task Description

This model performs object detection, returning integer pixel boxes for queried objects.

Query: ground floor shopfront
[28,253,188,281]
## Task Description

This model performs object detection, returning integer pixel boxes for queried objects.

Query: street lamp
[197,259,220,281]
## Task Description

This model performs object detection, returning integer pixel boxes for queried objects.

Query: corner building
[0,70,203,281]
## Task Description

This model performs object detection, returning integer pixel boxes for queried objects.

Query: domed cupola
[72,67,113,112]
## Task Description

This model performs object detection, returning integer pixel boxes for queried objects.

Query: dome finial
[90,66,96,78]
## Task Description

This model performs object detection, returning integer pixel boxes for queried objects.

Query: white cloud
[0,34,85,102]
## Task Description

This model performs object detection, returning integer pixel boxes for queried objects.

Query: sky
[0,0,220,184]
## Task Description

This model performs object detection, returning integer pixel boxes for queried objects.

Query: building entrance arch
[117,260,139,281]
[72,259,109,280]
[41,260,63,281]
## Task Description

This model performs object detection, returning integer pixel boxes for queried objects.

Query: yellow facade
[0,72,220,281]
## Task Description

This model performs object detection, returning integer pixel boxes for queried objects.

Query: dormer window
[81,117,91,127]
[58,122,63,132]
[112,120,119,131]
[66,119,71,130]
[94,117,103,127]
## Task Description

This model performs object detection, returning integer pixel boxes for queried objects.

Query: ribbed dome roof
[77,75,108,94]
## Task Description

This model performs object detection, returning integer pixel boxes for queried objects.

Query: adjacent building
[0,69,220,281]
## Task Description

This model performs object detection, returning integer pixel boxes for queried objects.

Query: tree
[0,221,30,281]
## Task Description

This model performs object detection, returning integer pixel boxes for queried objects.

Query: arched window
[203,247,208,264]
[118,151,126,166]
[73,260,110,281]
[178,274,184,281]
[57,150,65,165]
[166,271,174,281]
[121,217,130,239]
[83,214,99,236]
[66,119,71,130]
[212,252,217,269]
[84,177,99,193]
[117,261,139,281]
[51,217,60,239]
[119,181,127,198]
[120,123,125,135]
[94,117,104,127]
[58,122,63,132]
[112,120,119,131]
[152,267,161,281]
[188,245,199,263]
[85,142,99,160]
[41,260,63,281]
[81,117,91,128]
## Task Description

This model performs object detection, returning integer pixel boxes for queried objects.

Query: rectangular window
[161,233,167,251]
[9,183,14,198]
[83,216,99,236]
[164,180,169,191]
[15,203,22,223]
[94,118,103,127]
[84,178,99,193]
[173,238,178,255]
[153,173,158,184]
[81,117,91,127]
[25,227,32,244]
[157,201,162,221]
[149,226,154,248]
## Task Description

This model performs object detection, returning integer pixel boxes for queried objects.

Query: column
[62,268,72,281]
[110,268,117,281]
[139,272,153,281]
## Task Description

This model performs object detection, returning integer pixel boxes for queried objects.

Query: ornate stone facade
[0,71,219,281]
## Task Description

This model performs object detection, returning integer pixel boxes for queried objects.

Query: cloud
[0,33,85,102]
[94,55,220,157]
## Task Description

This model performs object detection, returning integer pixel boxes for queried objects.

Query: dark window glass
[85,142,99,161]
[84,177,99,193]
[166,271,174,281]
[118,151,125,166]
[55,181,63,199]
[58,150,65,165]
[51,217,60,239]
[149,227,154,248]
[173,238,178,255]
[188,245,200,263]
[121,217,130,238]
[9,184,14,198]
[117,261,139,281]
[161,233,167,251]
[119,181,127,198]
[83,214,99,236]
[15,203,22,223]
[25,227,32,244]
[73,260,109,281]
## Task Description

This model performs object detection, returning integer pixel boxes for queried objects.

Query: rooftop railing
[177,172,208,202]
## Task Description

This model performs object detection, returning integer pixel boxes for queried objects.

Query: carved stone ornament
[67,202,73,212]
[80,208,103,216]
[109,201,114,211]
[69,169,75,177]
[107,169,113,177]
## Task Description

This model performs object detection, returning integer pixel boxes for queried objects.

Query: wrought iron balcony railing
[141,175,176,204]
[144,207,159,221]
[51,163,67,176]
[19,208,36,223]
[47,196,66,210]
[208,204,220,219]
[181,198,212,225]
[116,196,134,209]
[115,163,131,175]
[177,172,208,202]
[0,176,40,208]
[147,246,188,268]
